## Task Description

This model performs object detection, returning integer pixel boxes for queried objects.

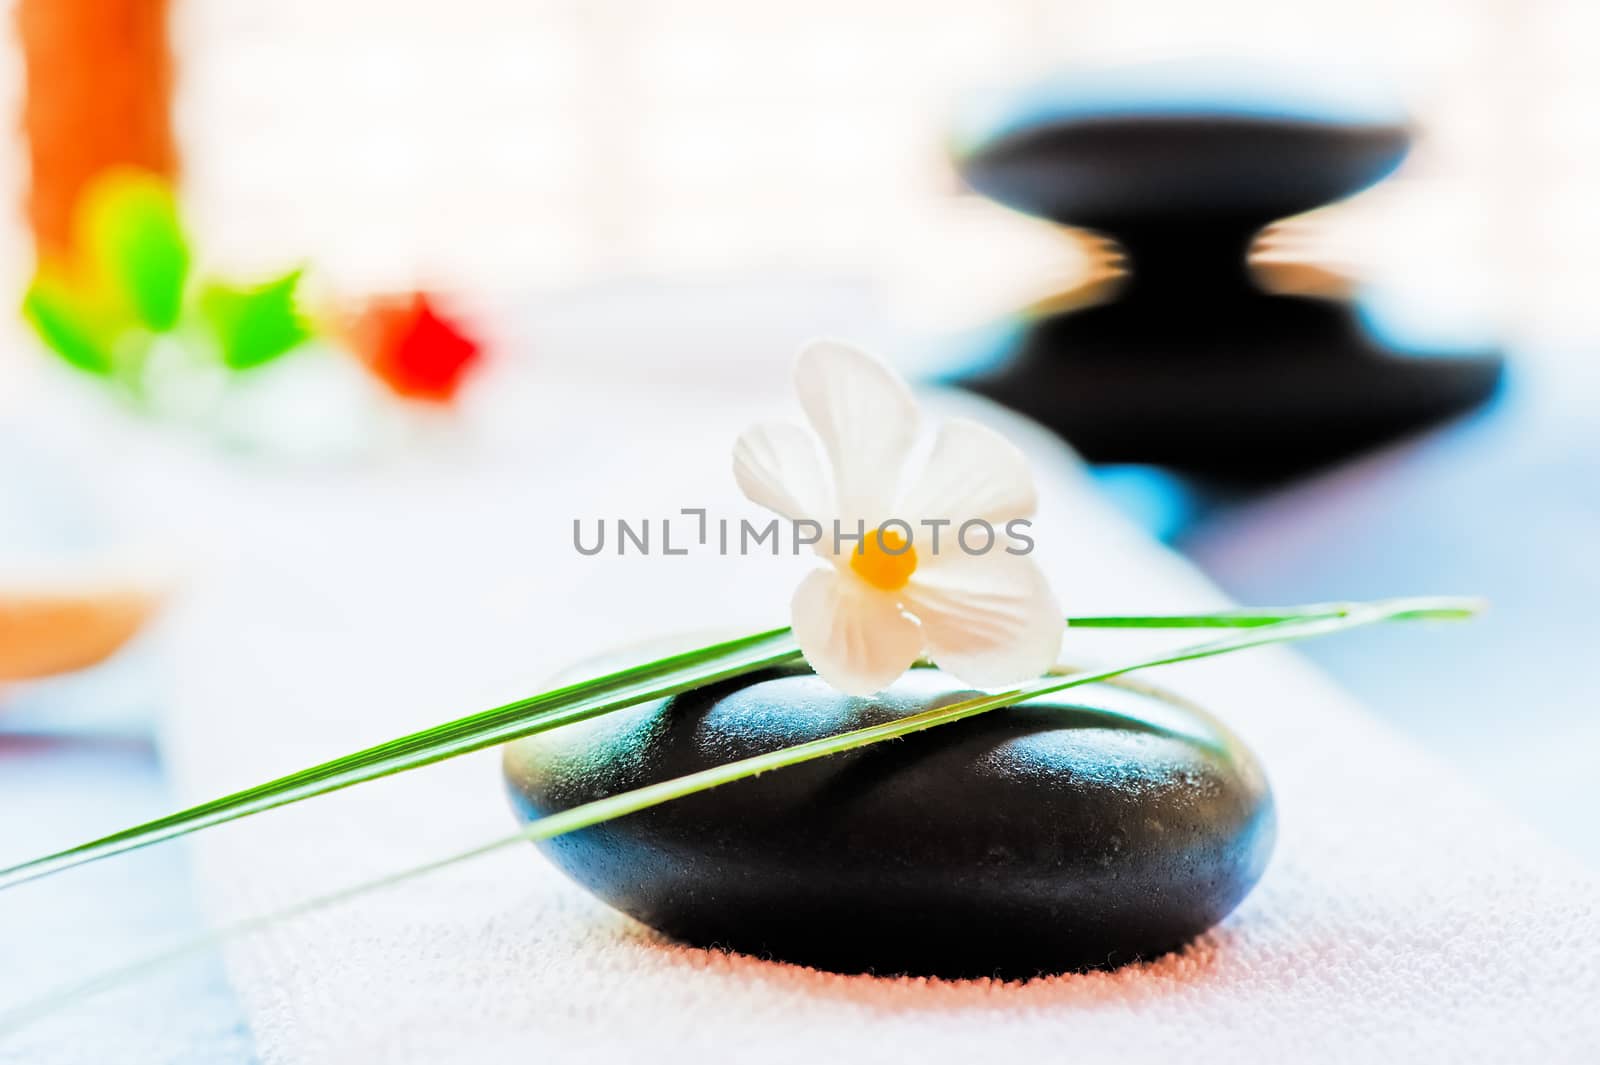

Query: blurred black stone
[505,665,1275,978]
[948,64,1504,480]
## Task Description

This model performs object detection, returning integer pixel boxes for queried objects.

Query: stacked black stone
[948,62,1503,479]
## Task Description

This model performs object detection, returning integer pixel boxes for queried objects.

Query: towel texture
[158,382,1599,1064]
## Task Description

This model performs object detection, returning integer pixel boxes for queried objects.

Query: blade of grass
[1066,596,1483,629]
[493,598,1475,846]
[0,596,1481,1036]
[0,625,803,891]
[0,598,1481,893]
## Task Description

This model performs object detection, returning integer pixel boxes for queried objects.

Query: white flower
[733,340,1064,696]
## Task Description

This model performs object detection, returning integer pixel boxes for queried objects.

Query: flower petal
[732,420,831,524]
[897,417,1037,536]
[791,568,923,696]
[793,340,919,526]
[901,551,1063,688]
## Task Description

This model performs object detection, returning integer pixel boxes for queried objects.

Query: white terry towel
[153,379,1599,1065]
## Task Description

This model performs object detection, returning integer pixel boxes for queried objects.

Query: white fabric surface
[152,371,1600,1064]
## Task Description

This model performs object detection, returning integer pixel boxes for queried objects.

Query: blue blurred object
[1087,465,1221,544]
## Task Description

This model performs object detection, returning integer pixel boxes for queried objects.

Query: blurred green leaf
[22,269,119,376]
[199,270,311,370]
[77,168,189,332]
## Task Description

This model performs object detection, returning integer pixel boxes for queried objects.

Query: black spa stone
[503,665,1275,978]
[941,61,1503,478]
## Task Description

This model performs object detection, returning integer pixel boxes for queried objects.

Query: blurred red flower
[349,293,482,403]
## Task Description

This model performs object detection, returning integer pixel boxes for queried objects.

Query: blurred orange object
[17,0,178,257]
[0,575,162,683]
[347,293,483,403]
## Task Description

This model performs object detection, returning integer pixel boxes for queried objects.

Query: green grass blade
[508,598,1469,842]
[0,596,1481,1035]
[0,626,802,891]
[1066,596,1485,629]
[0,598,1481,894]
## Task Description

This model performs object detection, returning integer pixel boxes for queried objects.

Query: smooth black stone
[504,665,1275,978]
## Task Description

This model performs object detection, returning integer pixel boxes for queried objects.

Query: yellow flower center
[849,527,918,591]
